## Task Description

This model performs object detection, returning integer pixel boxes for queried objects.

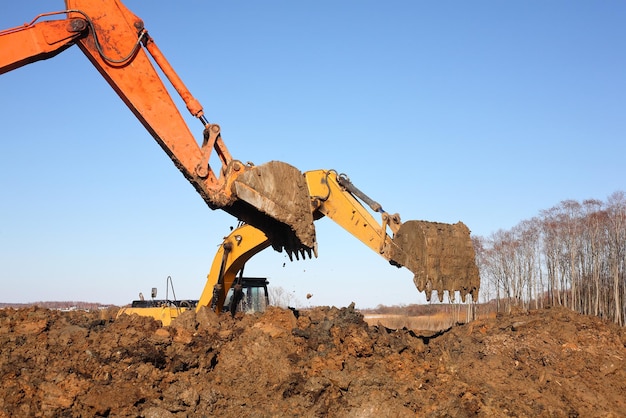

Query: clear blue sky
[1,1,624,308]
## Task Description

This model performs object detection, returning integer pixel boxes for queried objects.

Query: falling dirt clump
[0,305,625,417]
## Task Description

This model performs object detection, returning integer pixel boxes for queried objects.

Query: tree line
[474,191,626,325]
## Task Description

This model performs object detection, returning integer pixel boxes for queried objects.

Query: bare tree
[268,286,300,309]
[606,192,626,325]
[477,191,626,324]
[581,199,605,317]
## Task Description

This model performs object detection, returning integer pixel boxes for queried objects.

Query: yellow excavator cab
[117,276,270,326]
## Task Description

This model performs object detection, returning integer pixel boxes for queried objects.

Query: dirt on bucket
[391,220,480,302]
[231,160,317,255]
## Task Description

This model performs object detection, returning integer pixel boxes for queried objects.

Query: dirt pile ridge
[0,304,624,417]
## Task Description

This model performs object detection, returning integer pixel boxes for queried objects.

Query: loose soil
[0,304,624,417]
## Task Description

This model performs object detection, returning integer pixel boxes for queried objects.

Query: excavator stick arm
[305,170,396,256]
[305,169,480,302]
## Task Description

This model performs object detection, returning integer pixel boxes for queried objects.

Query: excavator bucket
[230,161,317,257]
[389,220,480,302]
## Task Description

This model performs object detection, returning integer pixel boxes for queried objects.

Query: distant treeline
[0,301,113,310]
[474,191,626,325]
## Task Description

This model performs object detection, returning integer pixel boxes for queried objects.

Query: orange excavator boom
[1,0,317,255]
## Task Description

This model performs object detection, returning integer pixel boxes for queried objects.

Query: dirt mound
[0,304,624,417]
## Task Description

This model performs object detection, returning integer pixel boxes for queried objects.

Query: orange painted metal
[0,2,235,205]
[0,14,86,74]
[64,0,229,203]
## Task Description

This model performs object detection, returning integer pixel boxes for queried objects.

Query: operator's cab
[123,276,270,326]
[223,277,270,314]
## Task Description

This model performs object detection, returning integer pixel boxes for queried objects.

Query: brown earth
[0,304,624,417]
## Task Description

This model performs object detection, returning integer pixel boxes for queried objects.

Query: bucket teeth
[389,220,481,302]
[281,244,316,263]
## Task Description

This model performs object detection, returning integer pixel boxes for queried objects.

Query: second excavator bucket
[230,161,317,257]
[389,220,480,302]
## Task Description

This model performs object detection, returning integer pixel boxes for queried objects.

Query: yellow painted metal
[305,169,480,302]
[196,224,271,313]
[305,169,394,256]
[117,224,269,324]
[116,306,192,327]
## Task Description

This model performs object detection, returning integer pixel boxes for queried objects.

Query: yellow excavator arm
[195,169,480,314]
[120,167,480,324]
[305,170,480,302]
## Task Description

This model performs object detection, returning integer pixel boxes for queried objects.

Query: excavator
[1,0,480,326]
